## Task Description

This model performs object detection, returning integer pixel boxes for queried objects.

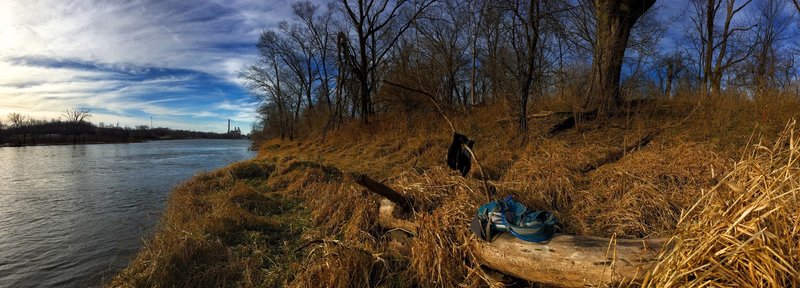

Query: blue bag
[470,196,558,243]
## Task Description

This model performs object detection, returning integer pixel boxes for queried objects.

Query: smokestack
[228,119,231,133]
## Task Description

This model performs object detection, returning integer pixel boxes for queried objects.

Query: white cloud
[0,0,307,78]
[0,0,315,132]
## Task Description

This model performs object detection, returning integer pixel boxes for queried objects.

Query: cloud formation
[0,0,300,132]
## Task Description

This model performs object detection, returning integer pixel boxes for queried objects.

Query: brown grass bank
[112,95,800,287]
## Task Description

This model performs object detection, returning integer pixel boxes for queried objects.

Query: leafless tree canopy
[241,0,800,140]
[62,109,92,123]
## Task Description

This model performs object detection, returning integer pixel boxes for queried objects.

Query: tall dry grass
[644,121,800,287]
[109,160,310,287]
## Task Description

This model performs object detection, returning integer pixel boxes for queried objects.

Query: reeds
[644,121,800,287]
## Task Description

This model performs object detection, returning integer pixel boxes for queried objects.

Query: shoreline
[0,137,249,148]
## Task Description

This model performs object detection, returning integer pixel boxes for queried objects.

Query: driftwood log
[354,174,413,211]
[496,111,572,124]
[378,199,418,232]
[548,110,597,135]
[357,175,668,287]
[472,233,666,287]
[581,131,659,173]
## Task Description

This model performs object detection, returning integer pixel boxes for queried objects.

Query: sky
[0,0,309,133]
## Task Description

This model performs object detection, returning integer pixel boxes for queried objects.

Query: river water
[0,140,255,287]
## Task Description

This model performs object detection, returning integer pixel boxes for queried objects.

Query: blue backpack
[470,196,558,243]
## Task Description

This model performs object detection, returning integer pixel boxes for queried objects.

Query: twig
[294,239,345,253]
[462,145,494,202]
[381,79,455,133]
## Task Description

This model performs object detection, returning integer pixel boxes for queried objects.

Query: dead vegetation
[111,96,800,287]
[644,121,800,287]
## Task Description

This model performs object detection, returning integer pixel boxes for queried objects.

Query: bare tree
[278,21,318,116]
[294,2,337,110]
[416,0,471,108]
[751,0,794,91]
[331,31,359,128]
[242,31,297,140]
[623,5,667,82]
[7,113,26,128]
[63,109,92,144]
[339,0,436,124]
[502,0,544,136]
[583,0,656,117]
[467,0,487,106]
[691,0,756,95]
[657,52,688,97]
[560,0,667,99]
[6,113,29,145]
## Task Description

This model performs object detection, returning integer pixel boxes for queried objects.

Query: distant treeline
[0,113,245,147]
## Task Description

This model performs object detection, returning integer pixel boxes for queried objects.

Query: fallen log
[472,234,666,287]
[378,199,418,233]
[376,200,667,287]
[548,110,597,136]
[354,173,413,212]
[548,115,575,135]
[496,111,572,124]
[581,131,658,173]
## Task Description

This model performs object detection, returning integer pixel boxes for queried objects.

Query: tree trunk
[516,1,540,137]
[703,0,716,95]
[583,0,656,117]
[470,40,478,106]
[711,73,723,94]
[357,21,371,124]
[664,62,674,97]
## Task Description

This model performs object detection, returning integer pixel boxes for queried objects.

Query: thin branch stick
[381,79,455,133]
[294,238,344,253]
[462,145,494,202]
[581,131,658,173]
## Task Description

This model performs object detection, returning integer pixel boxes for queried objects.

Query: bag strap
[499,198,556,243]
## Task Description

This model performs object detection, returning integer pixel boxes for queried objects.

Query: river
[0,140,255,287]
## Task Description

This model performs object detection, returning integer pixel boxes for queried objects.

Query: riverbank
[112,97,800,287]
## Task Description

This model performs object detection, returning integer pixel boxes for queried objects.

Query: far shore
[0,137,250,148]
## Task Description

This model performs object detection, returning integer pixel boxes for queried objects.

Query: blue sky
[0,0,315,132]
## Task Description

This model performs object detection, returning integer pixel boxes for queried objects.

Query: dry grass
[109,159,310,287]
[112,94,800,287]
[643,121,800,287]
[573,141,727,238]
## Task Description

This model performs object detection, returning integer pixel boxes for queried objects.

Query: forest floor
[110,95,800,287]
